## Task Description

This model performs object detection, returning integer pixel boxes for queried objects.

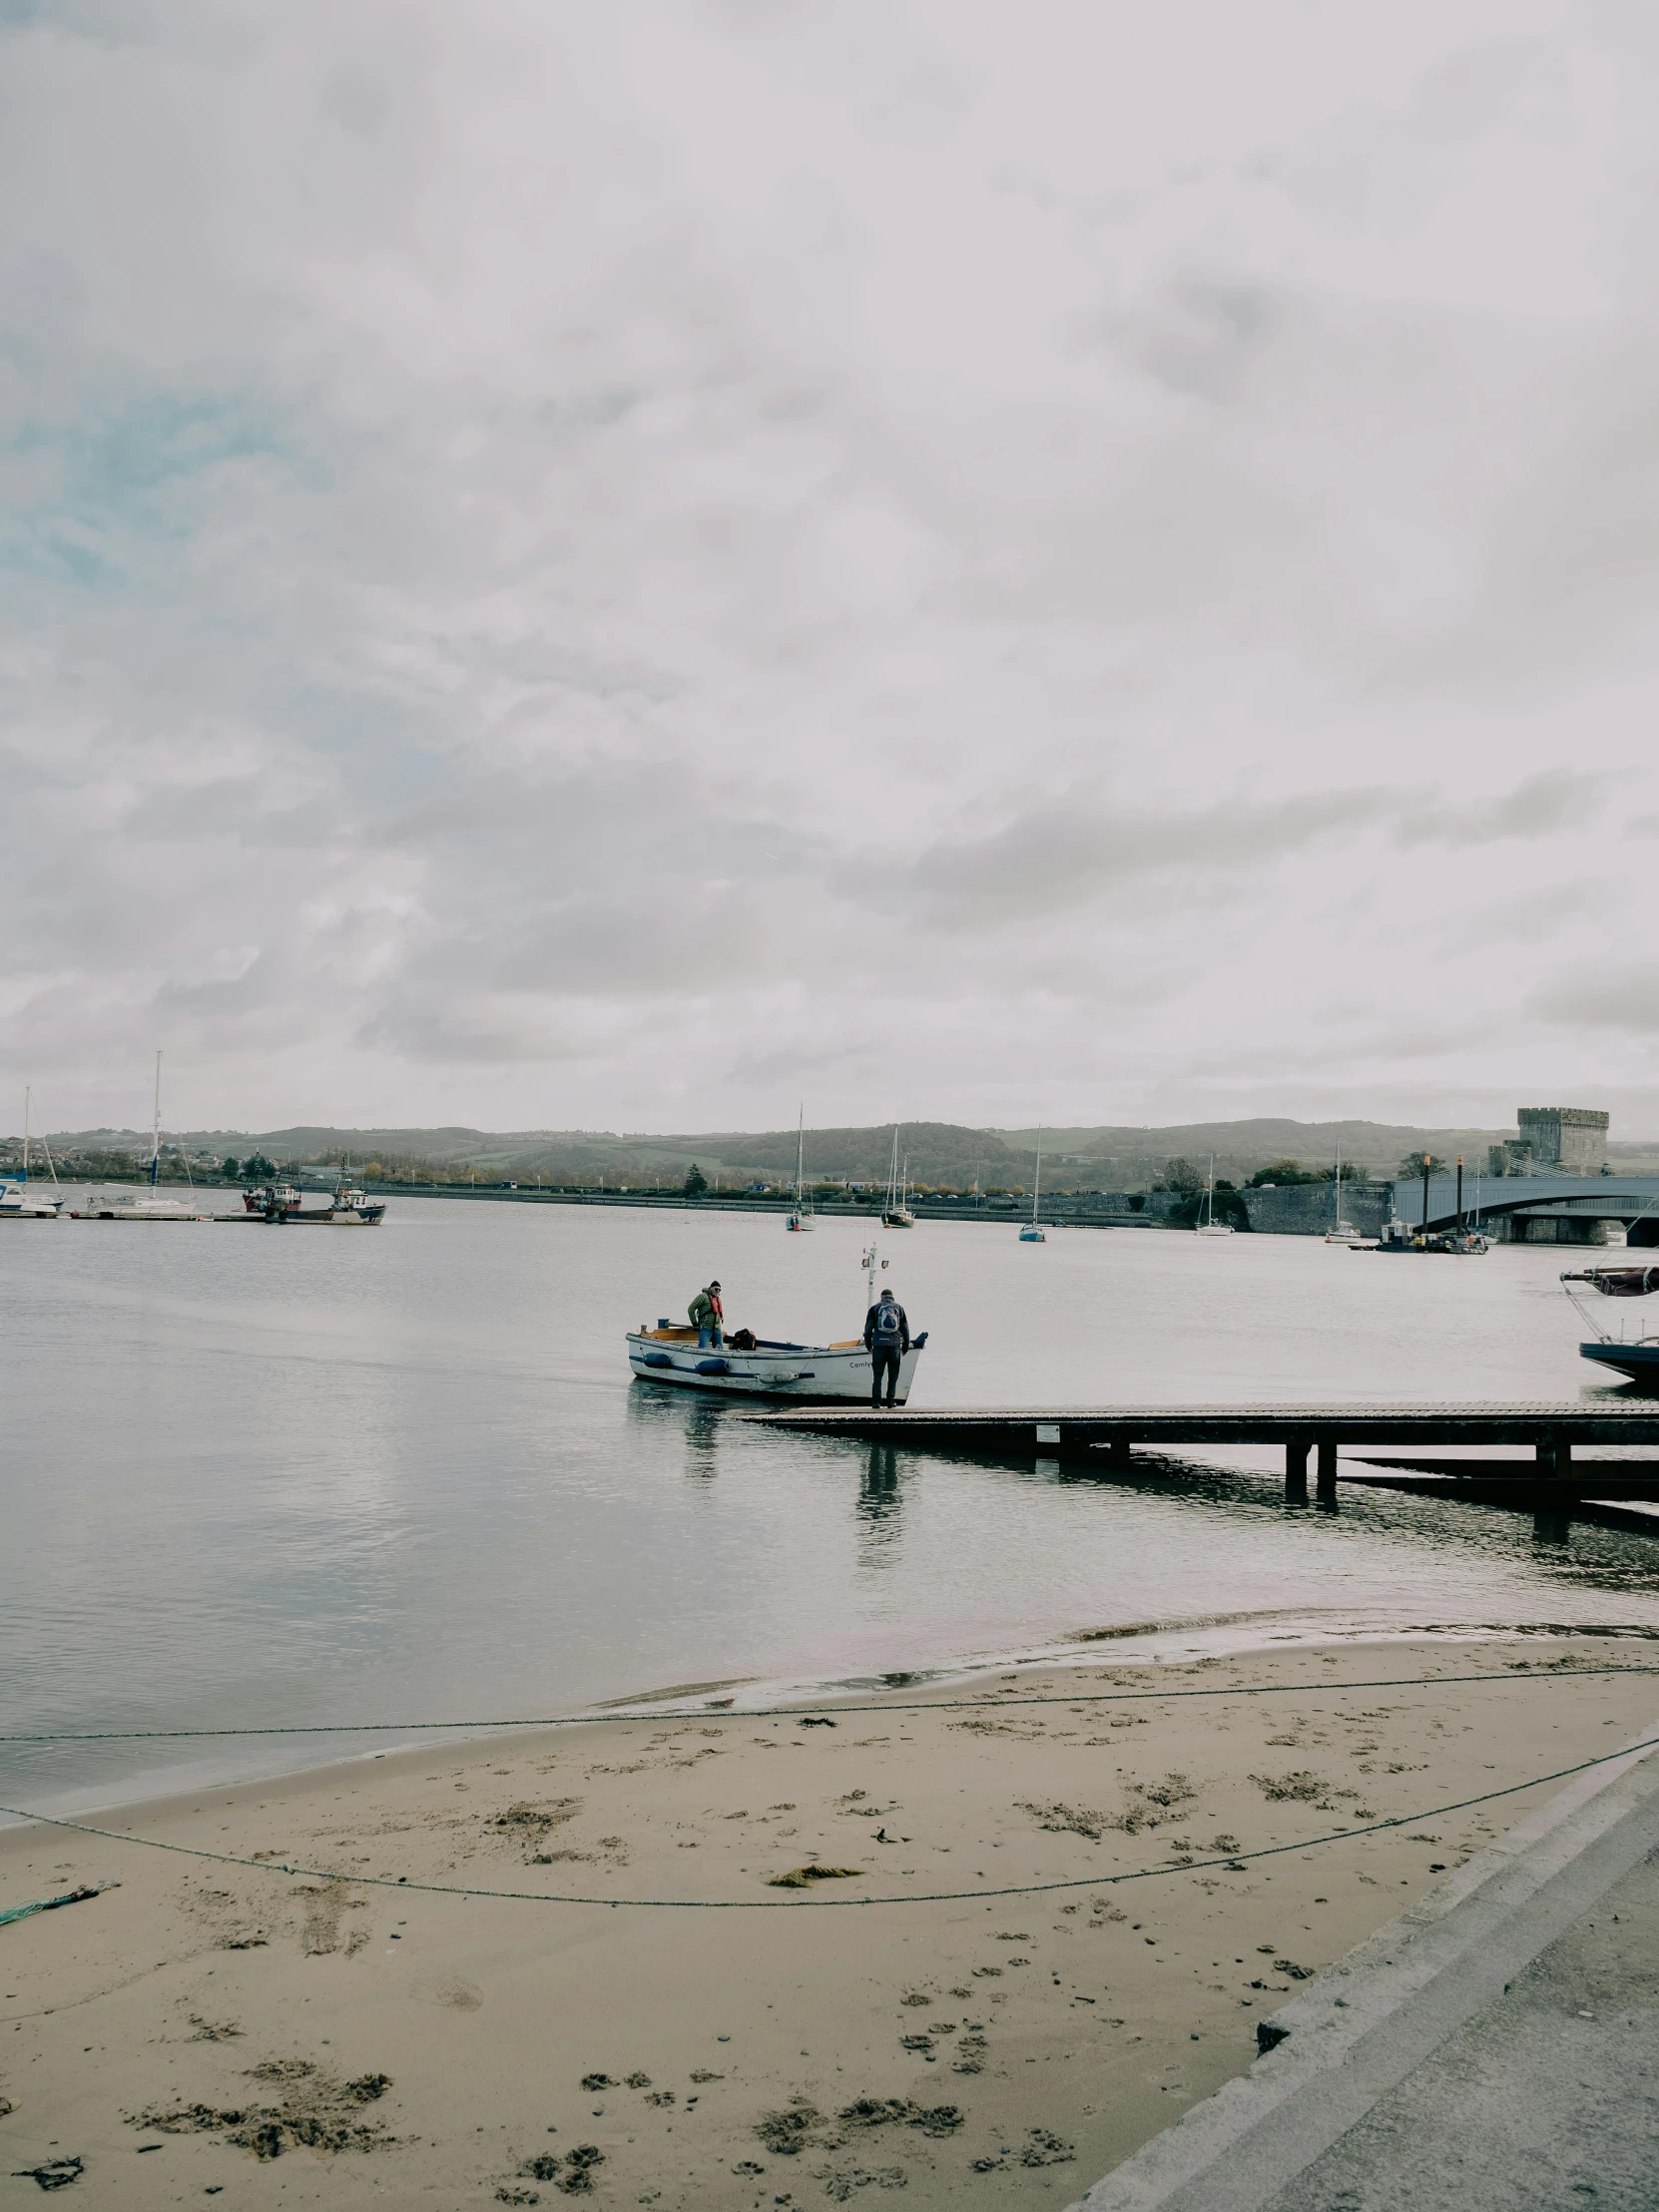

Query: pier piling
[1317,1439,1339,1499]
[1285,1439,1310,1498]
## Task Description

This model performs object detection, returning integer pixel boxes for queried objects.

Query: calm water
[4,1198,1657,1821]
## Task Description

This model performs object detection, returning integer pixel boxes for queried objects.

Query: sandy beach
[3,1637,1656,2209]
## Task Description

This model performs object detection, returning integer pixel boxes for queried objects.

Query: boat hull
[1581,1342,1659,1386]
[627,1333,922,1403]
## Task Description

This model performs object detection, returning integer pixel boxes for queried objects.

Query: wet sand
[2,1638,1656,2209]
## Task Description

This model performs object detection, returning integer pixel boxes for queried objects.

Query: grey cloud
[870,789,1389,928]
[1395,771,1603,847]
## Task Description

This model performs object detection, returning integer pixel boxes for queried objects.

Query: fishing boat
[1019,1128,1046,1241]
[325,1181,386,1225]
[0,1088,67,1217]
[627,1245,926,1402]
[1195,1155,1233,1237]
[75,1053,208,1221]
[243,1182,303,1217]
[787,1106,815,1233]
[1561,1262,1659,1383]
[881,1126,914,1227]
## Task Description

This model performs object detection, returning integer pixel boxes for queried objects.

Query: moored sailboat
[75,1053,207,1220]
[881,1126,914,1227]
[0,1089,67,1217]
[1195,1155,1233,1236]
[787,1106,815,1232]
[1019,1127,1046,1241]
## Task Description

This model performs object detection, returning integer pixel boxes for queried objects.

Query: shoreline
[4,1636,1658,2208]
[10,1611,1659,1837]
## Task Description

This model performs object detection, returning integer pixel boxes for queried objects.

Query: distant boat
[881,1126,914,1228]
[1019,1128,1046,1242]
[787,1106,815,1233]
[1196,1155,1233,1237]
[1326,1142,1363,1243]
[75,1052,207,1221]
[0,1088,66,1217]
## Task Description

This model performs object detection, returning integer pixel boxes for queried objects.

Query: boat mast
[22,1085,29,1183]
[150,1050,162,1189]
[1032,1128,1041,1228]
[1334,1142,1342,1227]
[796,1106,805,1208]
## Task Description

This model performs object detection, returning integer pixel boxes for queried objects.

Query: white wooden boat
[627,1327,923,1401]
[629,1245,926,1402]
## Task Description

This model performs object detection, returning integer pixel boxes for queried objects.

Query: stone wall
[1240,1183,1391,1238]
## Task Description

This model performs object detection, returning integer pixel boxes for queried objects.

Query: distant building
[1489,1107,1609,1178]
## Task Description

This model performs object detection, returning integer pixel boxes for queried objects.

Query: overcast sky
[5,1,1657,1139]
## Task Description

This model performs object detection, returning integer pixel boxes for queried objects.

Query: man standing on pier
[689,1280,724,1349]
[863,1286,910,1407]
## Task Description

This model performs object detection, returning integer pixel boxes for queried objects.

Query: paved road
[1072,1723,1659,2212]
[1271,1846,1658,2212]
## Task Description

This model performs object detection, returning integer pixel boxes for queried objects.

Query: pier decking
[750,1402,1659,1499]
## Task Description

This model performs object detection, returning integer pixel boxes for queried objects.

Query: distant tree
[361,1161,385,1181]
[1248,1159,1322,1187]
[221,1156,239,1180]
[1395,1153,1446,1180]
[1163,1157,1205,1193]
[683,1162,709,1198]
[241,1152,276,1182]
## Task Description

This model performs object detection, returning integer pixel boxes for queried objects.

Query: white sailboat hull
[628,1332,922,1403]
[0,1184,66,1218]
[74,1190,207,1221]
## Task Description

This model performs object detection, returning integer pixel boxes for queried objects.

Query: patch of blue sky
[0,389,303,592]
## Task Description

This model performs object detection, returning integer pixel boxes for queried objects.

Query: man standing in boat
[863,1286,910,1408]
[689,1280,724,1349]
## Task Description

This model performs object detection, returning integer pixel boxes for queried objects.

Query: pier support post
[1105,1438,1132,1470]
[1316,1440,1339,1501]
[1536,1437,1573,1478]
[1286,1440,1310,1500]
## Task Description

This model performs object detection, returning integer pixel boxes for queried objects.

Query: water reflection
[856,1444,903,1569]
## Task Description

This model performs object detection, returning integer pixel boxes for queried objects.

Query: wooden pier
[749,1403,1659,1502]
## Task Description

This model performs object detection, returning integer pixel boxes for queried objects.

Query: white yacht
[1019,1127,1046,1241]
[0,1088,67,1216]
[74,1052,207,1221]
[786,1106,815,1232]
[1195,1156,1234,1236]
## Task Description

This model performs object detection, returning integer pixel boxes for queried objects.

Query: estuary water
[3,1197,1657,1821]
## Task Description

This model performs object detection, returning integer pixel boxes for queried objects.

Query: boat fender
[640,1352,675,1369]
[695,1358,730,1375]
[911,1331,928,1349]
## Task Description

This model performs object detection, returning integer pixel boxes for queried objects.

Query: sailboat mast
[150,1050,162,1188]
[1335,1143,1342,1225]
[797,1106,805,1205]
[1032,1128,1041,1226]
[22,1085,29,1182]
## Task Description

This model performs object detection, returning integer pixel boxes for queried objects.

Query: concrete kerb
[1065,1714,1659,2212]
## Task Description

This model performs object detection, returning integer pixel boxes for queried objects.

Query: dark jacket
[862,1297,909,1353]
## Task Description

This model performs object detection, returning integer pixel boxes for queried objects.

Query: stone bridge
[1387,1172,1659,1246]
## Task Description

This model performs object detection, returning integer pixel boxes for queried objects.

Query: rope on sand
[4,1733,1657,1913]
[5,1662,1658,1744]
